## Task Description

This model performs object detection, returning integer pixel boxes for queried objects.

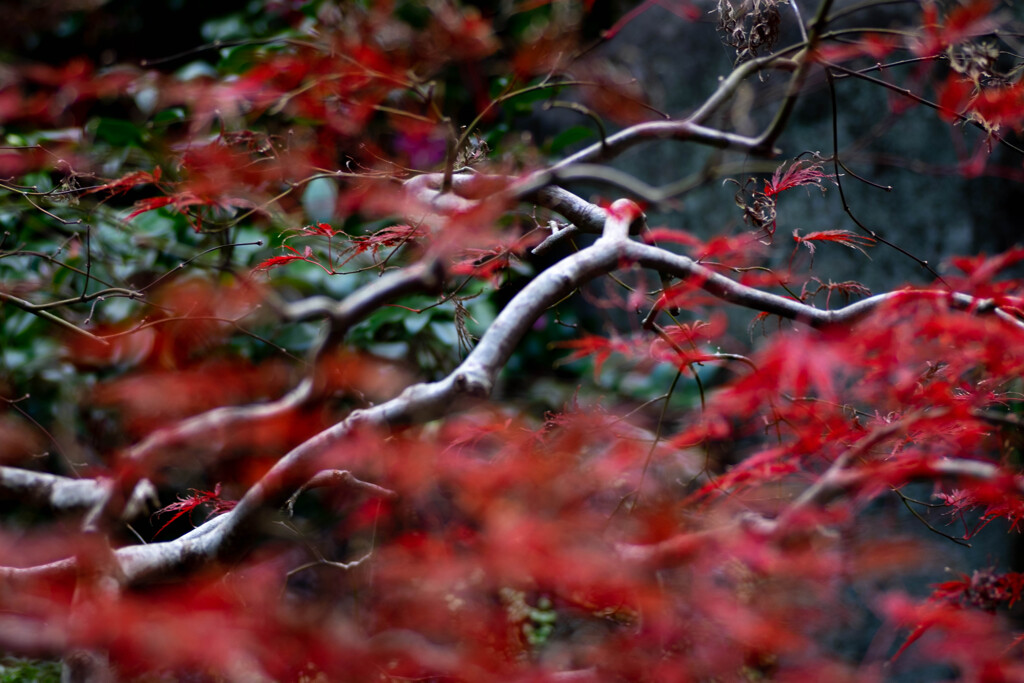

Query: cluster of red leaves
[723,158,836,250]
[90,359,293,438]
[253,222,431,275]
[0,2,508,235]
[120,136,316,229]
[557,317,729,378]
[645,227,769,269]
[931,568,1024,612]
[0,368,902,681]
[556,333,636,379]
[2,557,394,682]
[937,71,1024,134]
[885,567,1024,675]
[347,223,426,258]
[936,487,1024,539]
[84,167,163,197]
[882,591,1024,679]
[65,278,263,371]
[255,215,537,284]
[301,408,856,681]
[800,278,872,309]
[148,4,496,140]
[682,296,1024,504]
[0,58,138,129]
[152,483,236,538]
[0,415,44,465]
[913,0,998,58]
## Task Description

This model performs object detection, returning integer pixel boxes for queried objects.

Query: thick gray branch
[624,241,1024,329]
[528,186,608,234]
[0,468,157,521]
[547,121,770,173]
[0,468,106,512]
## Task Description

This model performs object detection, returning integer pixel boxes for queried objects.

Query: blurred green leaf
[86,118,147,147]
[548,125,595,154]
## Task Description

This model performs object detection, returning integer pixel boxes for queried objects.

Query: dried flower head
[716,0,786,64]
[948,40,1003,88]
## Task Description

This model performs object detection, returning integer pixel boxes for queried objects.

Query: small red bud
[608,198,644,223]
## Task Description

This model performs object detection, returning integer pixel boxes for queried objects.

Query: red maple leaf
[816,33,900,63]
[763,159,833,198]
[152,483,235,539]
[350,224,425,255]
[124,196,177,220]
[85,167,162,196]
[914,0,997,57]
[555,333,632,379]
[793,229,876,257]
[301,222,336,237]
[253,245,314,272]
[125,192,215,221]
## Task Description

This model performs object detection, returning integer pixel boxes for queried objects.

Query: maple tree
[2,0,1024,680]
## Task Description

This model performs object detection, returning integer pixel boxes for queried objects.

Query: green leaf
[150,107,187,129]
[86,118,147,147]
[218,44,272,74]
[548,125,595,155]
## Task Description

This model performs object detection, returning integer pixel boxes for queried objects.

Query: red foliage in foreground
[3,1,1024,681]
